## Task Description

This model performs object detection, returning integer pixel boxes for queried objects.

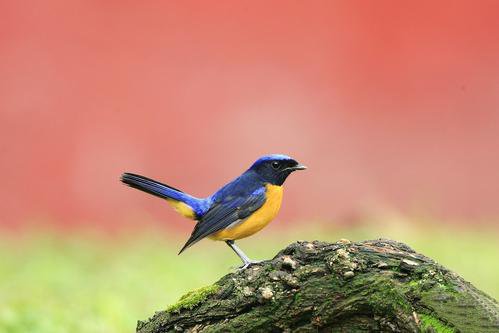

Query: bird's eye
[271,161,281,170]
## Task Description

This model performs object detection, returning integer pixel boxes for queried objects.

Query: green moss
[419,314,455,333]
[408,280,419,288]
[438,279,459,294]
[166,284,219,313]
[365,279,412,315]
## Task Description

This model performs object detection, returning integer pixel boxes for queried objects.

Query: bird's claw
[232,260,264,271]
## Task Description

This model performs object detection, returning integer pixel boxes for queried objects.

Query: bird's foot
[233,260,264,271]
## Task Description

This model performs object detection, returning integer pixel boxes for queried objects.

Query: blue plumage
[178,173,267,253]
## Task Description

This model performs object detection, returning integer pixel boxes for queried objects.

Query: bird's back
[207,171,264,208]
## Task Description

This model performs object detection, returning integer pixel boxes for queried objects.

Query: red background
[1,1,499,228]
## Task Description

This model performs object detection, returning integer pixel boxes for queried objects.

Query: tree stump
[137,239,499,332]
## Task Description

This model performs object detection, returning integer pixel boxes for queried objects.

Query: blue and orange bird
[121,154,306,269]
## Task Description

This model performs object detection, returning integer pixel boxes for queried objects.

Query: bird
[121,154,306,269]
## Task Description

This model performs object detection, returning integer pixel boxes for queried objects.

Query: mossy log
[137,239,499,333]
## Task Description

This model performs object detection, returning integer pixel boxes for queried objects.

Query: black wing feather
[178,191,266,254]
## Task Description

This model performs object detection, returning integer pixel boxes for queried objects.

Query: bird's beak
[291,163,307,171]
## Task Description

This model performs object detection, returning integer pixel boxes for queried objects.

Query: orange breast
[209,184,283,241]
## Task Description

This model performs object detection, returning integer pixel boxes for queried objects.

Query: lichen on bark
[137,239,499,333]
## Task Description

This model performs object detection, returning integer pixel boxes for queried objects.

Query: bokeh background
[1,1,498,332]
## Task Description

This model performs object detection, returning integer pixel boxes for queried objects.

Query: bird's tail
[121,173,203,220]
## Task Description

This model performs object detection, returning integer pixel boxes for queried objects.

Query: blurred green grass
[0,220,497,333]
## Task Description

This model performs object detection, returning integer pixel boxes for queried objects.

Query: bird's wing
[178,186,266,254]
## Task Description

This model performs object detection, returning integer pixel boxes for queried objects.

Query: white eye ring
[271,161,281,170]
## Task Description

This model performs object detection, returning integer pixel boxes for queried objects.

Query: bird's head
[249,154,306,186]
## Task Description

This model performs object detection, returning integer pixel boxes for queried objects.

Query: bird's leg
[225,240,262,269]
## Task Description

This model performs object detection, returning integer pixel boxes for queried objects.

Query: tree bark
[137,239,499,333]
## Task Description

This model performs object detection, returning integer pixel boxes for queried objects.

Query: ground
[0,220,497,333]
